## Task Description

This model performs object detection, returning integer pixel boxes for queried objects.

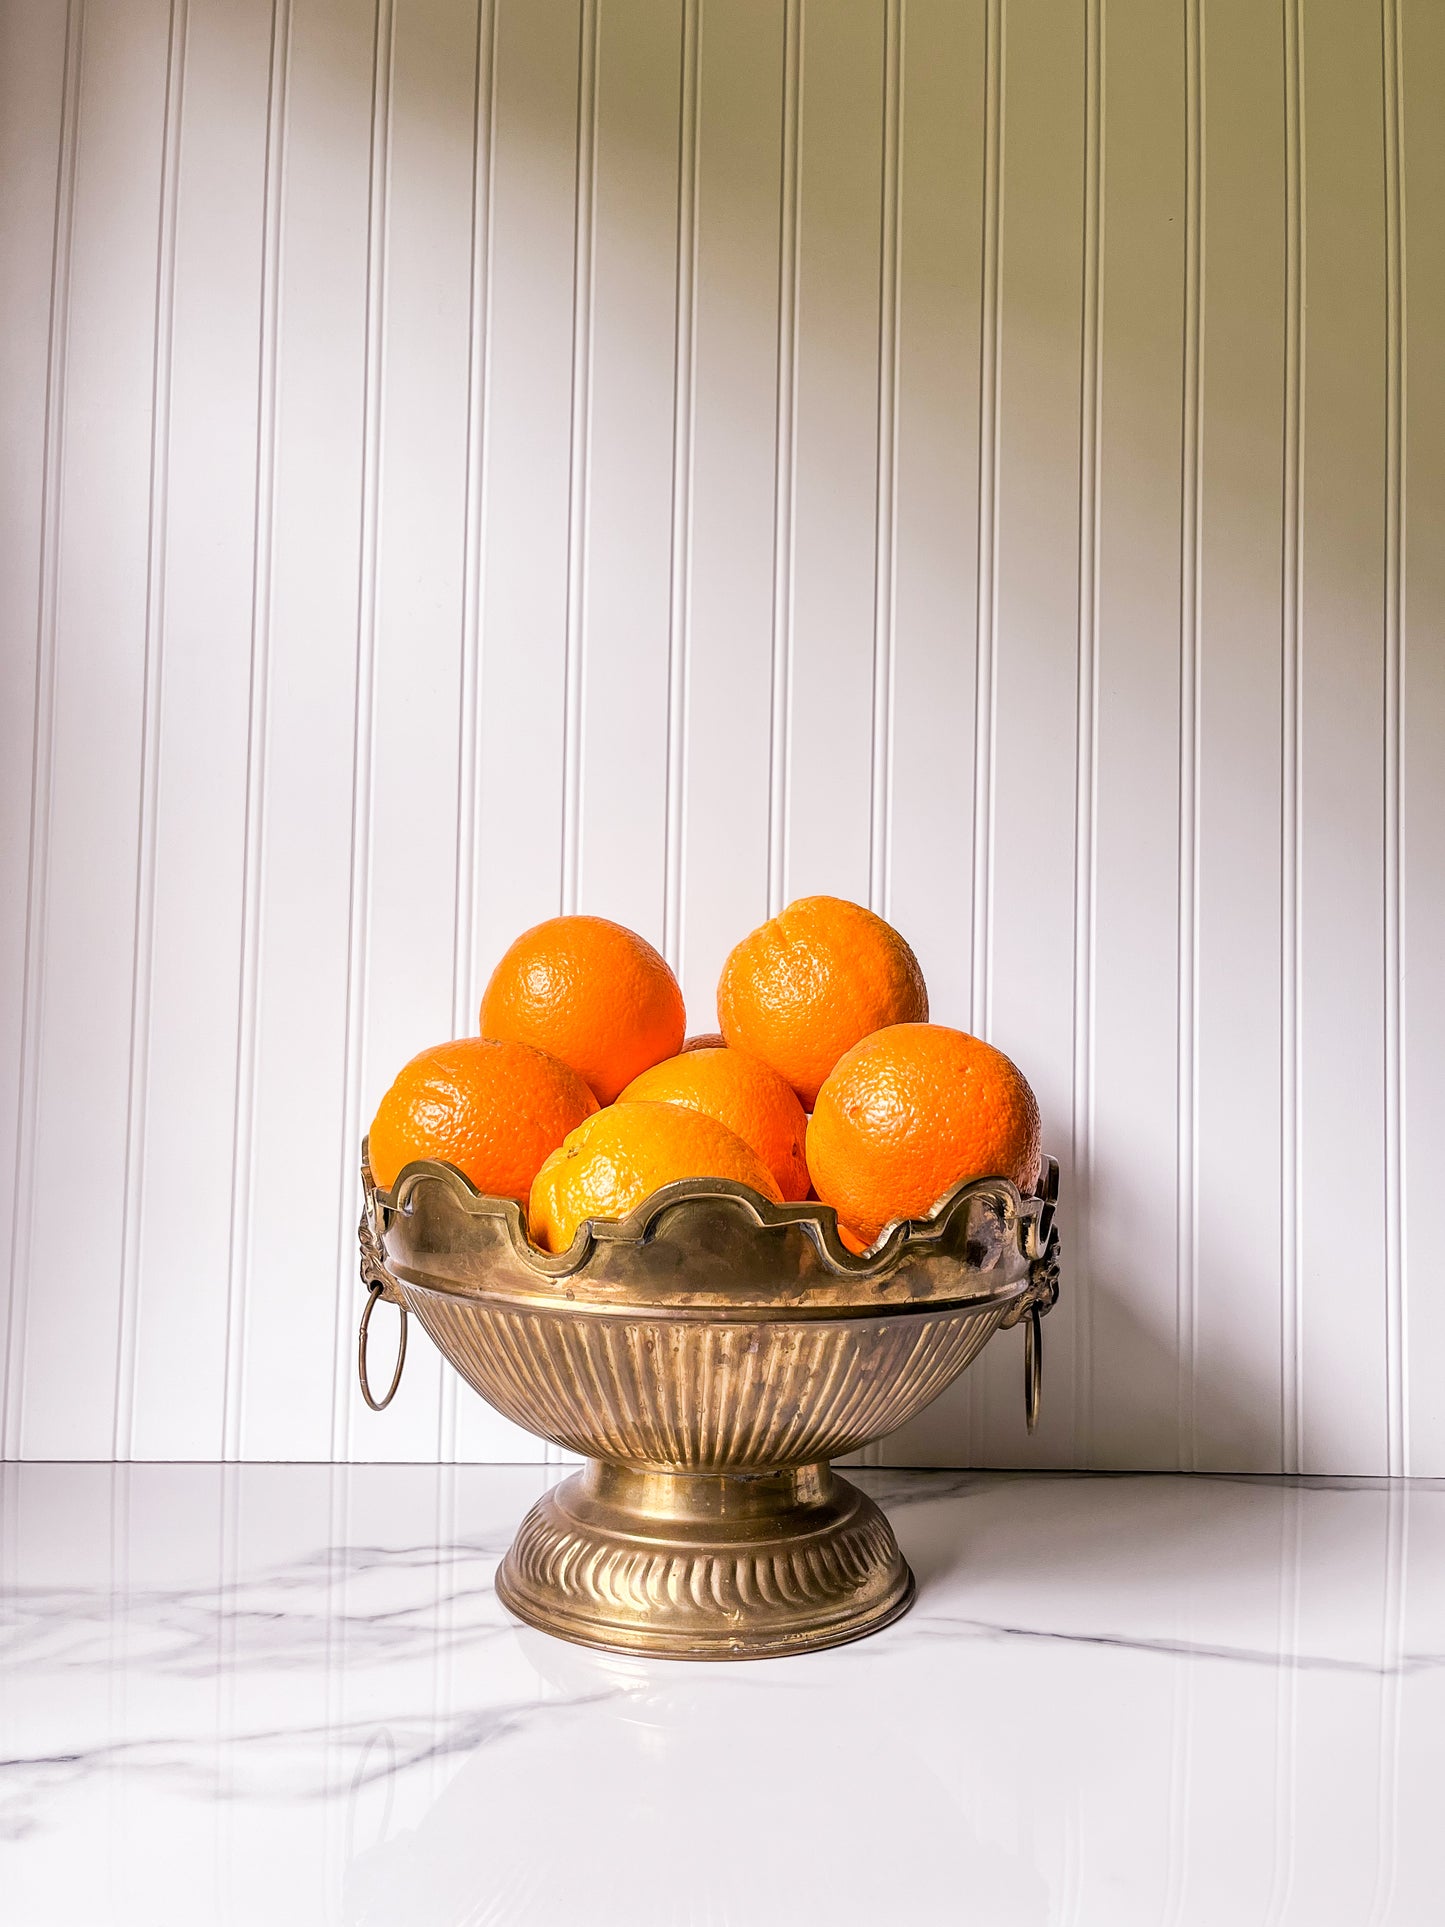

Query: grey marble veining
[906,1608,1445,1676]
[2,1463,1442,1925]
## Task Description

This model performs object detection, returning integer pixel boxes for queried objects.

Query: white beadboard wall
[1,0,1441,1472]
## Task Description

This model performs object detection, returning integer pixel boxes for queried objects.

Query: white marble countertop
[1,1463,1441,1925]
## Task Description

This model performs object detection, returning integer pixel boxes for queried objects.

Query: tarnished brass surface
[500,1461,914,1659]
[359,1144,1059,1659]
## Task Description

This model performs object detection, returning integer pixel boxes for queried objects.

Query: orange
[619,1047,810,1201]
[368,1036,597,1200]
[681,1031,725,1053]
[717,896,928,1109]
[806,1023,1041,1245]
[480,914,685,1106]
[529,1100,783,1254]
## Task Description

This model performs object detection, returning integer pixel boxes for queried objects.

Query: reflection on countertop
[1,1463,1441,1925]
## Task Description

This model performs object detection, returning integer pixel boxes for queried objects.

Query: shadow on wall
[883,1148,1286,1476]
[1085,1140,1288,1474]
[1082,1269,1280,1476]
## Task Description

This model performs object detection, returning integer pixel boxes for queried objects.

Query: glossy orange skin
[619,1047,810,1202]
[806,1023,1041,1245]
[480,915,686,1106]
[716,896,928,1110]
[529,1100,783,1254]
[369,1037,598,1200]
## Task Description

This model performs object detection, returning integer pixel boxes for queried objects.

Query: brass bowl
[358,1145,1059,1660]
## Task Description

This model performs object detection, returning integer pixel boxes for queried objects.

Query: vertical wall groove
[868,0,903,924]
[964,0,1004,1468]
[1176,0,1203,1472]
[560,0,599,921]
[547,0,601,1465]
[2,0,84,1460]
[1280,0,1305,1475]
[663,0,702,976]
[1072,0,1104,1469]
[226,0,291,1462]
[115,0,189,1459]
[969,0,1002,1042]
[452,0,498,1040]
[444,0,498,1464]
[329,0,395,1461]
[860,0,903,1471]
[767,0,801,918]
[1380,0,1405,1477]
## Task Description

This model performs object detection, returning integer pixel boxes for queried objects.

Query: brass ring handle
[358,1281,408,1411]
[1024,1300,1043,1433]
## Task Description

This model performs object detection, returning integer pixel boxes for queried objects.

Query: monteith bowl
[358,1145,1060,1660]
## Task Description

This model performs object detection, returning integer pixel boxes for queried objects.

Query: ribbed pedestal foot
[495,1460,914,1660]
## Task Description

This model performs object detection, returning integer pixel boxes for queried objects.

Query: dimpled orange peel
[716,896,928,1109]
[369,1037,598,1200]
[480,914,685,1106]
[806,1023,1042,1246]
[529,1100,783,1255]
[619,1047,810,1202]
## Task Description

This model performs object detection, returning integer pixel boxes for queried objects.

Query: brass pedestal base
[496,1461,915,1661]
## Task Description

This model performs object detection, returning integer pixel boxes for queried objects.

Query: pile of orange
[368,896,1041,1256]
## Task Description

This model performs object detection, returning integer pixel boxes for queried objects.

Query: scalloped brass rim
[363,1138,1058,1320]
